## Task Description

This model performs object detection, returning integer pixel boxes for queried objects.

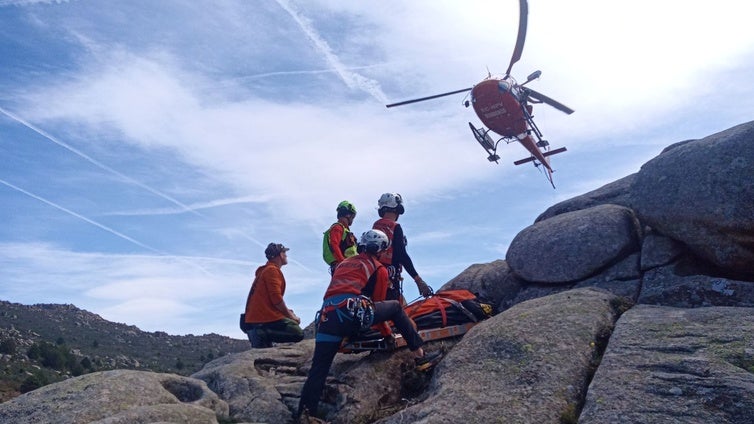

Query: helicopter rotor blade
[505,0,529,78]
[525,88,575,115]
[385,87,472,108]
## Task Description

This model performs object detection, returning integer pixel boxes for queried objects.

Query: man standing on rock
[372,192,433,302]
[297,229,442,422]
[322,200,359,274]
[243,242,304,348]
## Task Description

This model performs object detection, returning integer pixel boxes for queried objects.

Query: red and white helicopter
[386,0,573,188]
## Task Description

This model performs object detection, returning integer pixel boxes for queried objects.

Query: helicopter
[385,0,574,188]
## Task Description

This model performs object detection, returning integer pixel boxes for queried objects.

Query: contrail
[102,195,271,216]
[0,0,71,7]
[0,178,215,276]
[0,106,204,217]
[274,0,389,103]
[233,64,386,82]
[0,107,314,274]
[99,194,311,273]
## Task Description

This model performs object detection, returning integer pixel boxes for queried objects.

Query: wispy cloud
[0,0,71,6]
[274,0,388,103]
[12,53,483,224]
[0,178,215,276]
[0,106,203,217]
[102,194,272,216]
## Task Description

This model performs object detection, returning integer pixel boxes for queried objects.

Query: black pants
[297,299,423,418]
[246,318,304,348]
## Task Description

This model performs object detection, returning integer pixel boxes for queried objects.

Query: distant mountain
[0,300,248,402]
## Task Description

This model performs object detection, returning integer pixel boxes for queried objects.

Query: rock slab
[580,305,754,424]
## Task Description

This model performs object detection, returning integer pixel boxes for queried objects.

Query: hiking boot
[414,350,443,371]
[299,412,328,424]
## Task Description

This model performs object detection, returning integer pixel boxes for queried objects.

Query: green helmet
[336,200,357,217]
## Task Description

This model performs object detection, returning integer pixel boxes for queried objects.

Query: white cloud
[17,50,495,223]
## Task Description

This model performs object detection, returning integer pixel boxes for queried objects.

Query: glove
[386,265,398,279]
[416,278,433,298]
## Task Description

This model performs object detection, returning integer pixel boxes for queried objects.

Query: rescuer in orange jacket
[243,243,304,348]
[297,229,441,420]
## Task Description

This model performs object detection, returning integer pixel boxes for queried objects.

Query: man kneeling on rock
[297,229,442,422]
[243,242,304,348]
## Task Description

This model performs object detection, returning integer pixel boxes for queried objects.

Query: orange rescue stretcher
[338,289,492,353]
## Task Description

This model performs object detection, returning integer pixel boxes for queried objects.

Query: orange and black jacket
[372,218,419,279]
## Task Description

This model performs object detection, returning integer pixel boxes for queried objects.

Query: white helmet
[360,229,390,254]
[377,193,404,215]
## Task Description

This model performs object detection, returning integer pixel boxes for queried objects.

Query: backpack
[322,223,358,265]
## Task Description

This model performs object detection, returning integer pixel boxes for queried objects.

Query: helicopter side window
[497,80,511,93]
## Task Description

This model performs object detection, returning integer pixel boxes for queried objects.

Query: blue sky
[1,0,753,338]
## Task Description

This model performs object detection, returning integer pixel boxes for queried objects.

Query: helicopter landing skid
[469,122,500,163]
[513,146,567,165]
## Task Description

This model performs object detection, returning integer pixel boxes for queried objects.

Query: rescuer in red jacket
[297,229,441,421]
[322,200,359,274]
[372,192,433,301]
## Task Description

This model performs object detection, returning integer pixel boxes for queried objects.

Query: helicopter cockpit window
[497,80,512,93]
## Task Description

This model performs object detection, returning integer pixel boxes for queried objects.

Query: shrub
[27,341,78,372]
[81,357,93,370]
[19,373,48,393]
[0,338,16,354]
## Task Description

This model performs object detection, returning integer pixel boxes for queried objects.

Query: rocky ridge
[0,301,248,402]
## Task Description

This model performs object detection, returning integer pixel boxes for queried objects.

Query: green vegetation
[26,340,93,378]
[19,372,50,393]
[609,296,634,316]
[216,415,243,424]
[560,403,578,424]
